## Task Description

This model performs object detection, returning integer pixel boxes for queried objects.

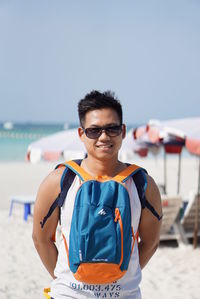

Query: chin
[94,152,118,162]
[86,146,120,161]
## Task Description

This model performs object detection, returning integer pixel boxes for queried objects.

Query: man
[33,90,162,298]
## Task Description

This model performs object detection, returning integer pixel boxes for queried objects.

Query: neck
[82,156,125,177]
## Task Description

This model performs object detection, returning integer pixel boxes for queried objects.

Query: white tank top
[50,175,142,299]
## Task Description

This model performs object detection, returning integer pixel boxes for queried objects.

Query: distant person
[32,90,162,299]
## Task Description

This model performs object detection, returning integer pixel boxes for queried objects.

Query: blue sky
[0,0,200,125]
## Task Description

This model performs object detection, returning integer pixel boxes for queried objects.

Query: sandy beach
[0,156,200,299]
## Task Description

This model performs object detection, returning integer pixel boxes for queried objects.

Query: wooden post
[193,157,200,248]
[177,152,182,195]
[163,149,167,194]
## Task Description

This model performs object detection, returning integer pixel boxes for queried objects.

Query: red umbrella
[133,123,184,194]
[134,117,200,247]
[147,118,200,194]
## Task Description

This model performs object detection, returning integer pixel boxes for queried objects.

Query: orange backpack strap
[66,160,93,182]
[112,164,142,183]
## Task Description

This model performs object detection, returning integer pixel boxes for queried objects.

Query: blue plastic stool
[9,195,36,221]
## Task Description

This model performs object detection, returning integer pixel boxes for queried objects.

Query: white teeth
[97,144,112,148]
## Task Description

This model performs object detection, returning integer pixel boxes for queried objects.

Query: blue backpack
[40,160,161,284]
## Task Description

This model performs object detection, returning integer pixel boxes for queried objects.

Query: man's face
[78,108,126,161]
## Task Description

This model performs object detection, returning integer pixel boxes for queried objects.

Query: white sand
[0,157,200,299]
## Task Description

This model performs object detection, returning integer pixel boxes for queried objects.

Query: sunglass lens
[106,126,122,136]
[85,127,101,139]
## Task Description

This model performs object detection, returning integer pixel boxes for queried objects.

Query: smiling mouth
[96,144,113,149]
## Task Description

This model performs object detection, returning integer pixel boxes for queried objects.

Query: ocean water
[0,122,77,161]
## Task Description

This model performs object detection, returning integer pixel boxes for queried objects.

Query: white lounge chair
[180,191,200,245]
[160,195,182,242]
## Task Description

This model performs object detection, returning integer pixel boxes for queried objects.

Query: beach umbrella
[133,124,170,194]
[120,128,162,162]
[119,129,149,161]
[27,128,86,163]
[134,119,187,194]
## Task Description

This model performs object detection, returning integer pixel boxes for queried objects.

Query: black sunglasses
[83,125,123,139]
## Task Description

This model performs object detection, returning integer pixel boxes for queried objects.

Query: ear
[122,124,126,139]
[78,127,84,140]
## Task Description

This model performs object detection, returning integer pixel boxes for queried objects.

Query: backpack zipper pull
[114,208,124,267]
[114,208,120,222]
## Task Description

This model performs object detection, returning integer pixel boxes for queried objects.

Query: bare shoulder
[35,166,66,210]
[145,174,162,217]
[138,174,162,249]
[33,166,66,238]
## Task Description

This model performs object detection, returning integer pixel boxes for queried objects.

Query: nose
[98,129,110,140]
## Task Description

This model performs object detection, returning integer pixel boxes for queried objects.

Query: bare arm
[32,167,64,278]
[138,174,162,269]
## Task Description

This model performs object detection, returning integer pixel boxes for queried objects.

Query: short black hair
[78,90,123,127]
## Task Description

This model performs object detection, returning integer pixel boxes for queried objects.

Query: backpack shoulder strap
[116,163,162,221]
[40,159,82,228]
[66,160,93,181]
[133,168,162,221]
[112,164,143,183]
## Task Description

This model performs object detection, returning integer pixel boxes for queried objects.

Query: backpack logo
[98,208,107,216]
